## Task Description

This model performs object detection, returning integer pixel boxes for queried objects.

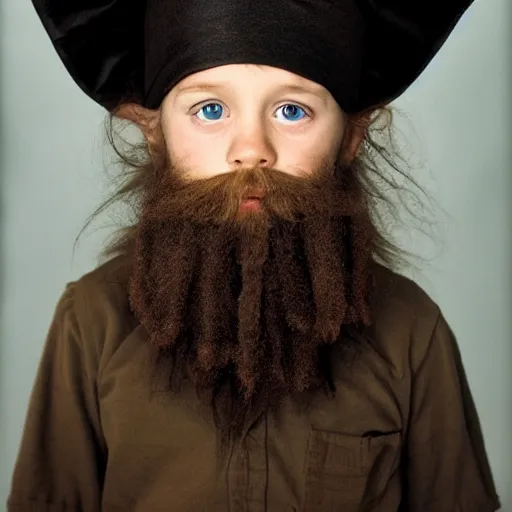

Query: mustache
[142,162,363,225]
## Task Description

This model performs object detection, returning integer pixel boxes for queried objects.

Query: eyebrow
[176,82,326,98]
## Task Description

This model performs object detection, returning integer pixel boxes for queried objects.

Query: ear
[341,111,373,164]
[113,102,162,147]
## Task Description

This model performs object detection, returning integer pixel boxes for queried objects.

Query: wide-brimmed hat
[32,0,475,113]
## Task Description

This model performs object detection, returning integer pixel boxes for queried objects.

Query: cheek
[284,131,342,176]
[163,125,225,179]
[314,127,344,167]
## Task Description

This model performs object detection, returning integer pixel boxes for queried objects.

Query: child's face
[159,63,346,180]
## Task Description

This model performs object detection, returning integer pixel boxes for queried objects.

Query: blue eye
[196,103,224,122]
[193,102,309,123]
[276,104,308,122]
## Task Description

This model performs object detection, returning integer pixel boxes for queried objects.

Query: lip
[241,187,265,201]
[239,197,263,212]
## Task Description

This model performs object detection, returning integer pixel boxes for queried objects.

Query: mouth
[239,198,263,212]
[241,187,265,201]
[239,188,265,212]
[242,189,265,201]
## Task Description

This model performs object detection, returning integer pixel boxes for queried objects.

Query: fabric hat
[31,0,474,114]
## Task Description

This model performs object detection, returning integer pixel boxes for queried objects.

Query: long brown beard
[128,153,375,448]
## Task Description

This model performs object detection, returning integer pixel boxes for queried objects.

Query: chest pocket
[303,428,401,512]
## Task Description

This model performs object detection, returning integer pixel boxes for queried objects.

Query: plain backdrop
[1,0,510,508]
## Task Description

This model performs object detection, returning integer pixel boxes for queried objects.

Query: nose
[227,121,277,170]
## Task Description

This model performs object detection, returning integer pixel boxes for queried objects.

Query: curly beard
[128,154,375,449]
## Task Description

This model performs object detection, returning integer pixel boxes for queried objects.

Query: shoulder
[72,255,132,315]
[370,263,440,330]
[363,263,445,376]
[60,255,138,367]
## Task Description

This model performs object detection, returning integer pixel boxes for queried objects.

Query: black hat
[32,0,474,114]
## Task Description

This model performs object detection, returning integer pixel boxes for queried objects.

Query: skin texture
[160,64,346,180]
[116,64,376,448]
[117,64,369,173]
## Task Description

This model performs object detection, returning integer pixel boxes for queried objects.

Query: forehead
[172,64,327,95]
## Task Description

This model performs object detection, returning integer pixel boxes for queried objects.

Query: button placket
[245,412,270,511]
[228,445,249,512]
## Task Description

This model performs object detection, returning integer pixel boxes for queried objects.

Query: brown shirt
[7,258,501,511]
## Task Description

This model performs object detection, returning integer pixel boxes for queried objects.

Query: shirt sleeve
[403,310,501,512]
[7,282,106,512]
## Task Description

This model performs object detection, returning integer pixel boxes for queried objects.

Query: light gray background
[1,0,510,508]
